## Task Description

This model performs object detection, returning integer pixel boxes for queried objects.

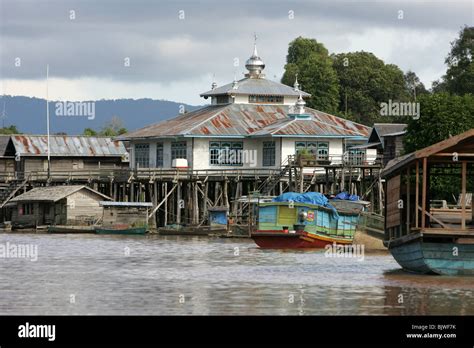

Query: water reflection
[0,233,472,315]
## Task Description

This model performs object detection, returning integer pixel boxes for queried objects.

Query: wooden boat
[95,225,148,235]
[251,199,364,249]
[386,232,474,275]
[382,129,474,275]
[48,225,95,233]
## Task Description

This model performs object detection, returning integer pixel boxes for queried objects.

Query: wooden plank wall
[386,175,401,228]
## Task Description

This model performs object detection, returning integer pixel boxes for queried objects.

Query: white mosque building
[121,43,375,170]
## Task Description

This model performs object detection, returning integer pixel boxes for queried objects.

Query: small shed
[99,201,153,228]
[9,185,111,228]
[208,207,228,227]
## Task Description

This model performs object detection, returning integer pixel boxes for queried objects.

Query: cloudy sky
[1,0,473,105]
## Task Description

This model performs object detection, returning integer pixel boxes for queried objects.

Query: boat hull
[48,225,95,234]
[95,227,147,235]
[251,230,351,249]
[388,237,474,275]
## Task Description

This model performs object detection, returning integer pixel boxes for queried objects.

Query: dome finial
[296,93,306,114]
[245,33,265,78]
[294,73,299,91]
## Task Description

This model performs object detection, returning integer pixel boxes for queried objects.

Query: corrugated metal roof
[200,77,311,97]
[10,185,112,202]
[11,135,128,157]
[120,104,370,139]
[373,123,407,137]
[0,135,11,156]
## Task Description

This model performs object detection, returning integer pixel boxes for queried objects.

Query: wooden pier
[0,154,384,230]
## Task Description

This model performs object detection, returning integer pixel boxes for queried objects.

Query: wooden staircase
[257,156,294,195]
[0,178,29,209]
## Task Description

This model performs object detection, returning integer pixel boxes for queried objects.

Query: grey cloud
[0,0,471,85]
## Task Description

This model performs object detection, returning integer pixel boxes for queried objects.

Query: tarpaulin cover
[334,192,360,201]
[273,192,339,219]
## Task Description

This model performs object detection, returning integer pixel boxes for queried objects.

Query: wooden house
[1,135,129,177]
[99,201,152,228]
[382,129,474,275]
[365,123,407,166]
[8,185,111,228]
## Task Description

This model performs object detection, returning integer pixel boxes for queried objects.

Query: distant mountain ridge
[0,95,203,135]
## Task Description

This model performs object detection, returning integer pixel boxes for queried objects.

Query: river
[0,233,472,315]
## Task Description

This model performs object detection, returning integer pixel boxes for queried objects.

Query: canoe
[385,232,474,276]
[48,225,95,233]
[95,226,148,235]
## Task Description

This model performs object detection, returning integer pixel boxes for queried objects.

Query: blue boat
[382,129,474,276]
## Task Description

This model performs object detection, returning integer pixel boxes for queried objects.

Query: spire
[232,72,239,89]
[211,74,217,90]
[294,73,300,91]
[245,33,265,78]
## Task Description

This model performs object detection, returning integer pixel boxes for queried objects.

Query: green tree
[0,125,20,134]
[332,51,408,125]
[404,93,474,153]
[83,128,97,136]
[404,70,428,99]
[281,37,339,113]
[444,26,474,95]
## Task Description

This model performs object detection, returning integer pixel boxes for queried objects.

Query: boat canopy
[272,192,339,219]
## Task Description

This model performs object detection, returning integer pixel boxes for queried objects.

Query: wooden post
[289,167,293,192]
[203,181,209,221]
[164,182,168,227]
[421,158,427,229]
[415,160,419,228]
[340,167,345,192]
[461,161,467,230]
[406,166,410,234]
[223,179,229,209]
[378,174,383,214]
[176,182,181,225]
[299,167,304,193]
[193,182,199,225]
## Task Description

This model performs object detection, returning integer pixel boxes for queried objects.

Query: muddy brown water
[0,233,472,315]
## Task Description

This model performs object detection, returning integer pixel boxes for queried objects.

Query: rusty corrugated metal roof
[11,135,128,157]
[120,104,370,139]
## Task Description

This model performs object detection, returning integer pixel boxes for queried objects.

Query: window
[215,95,230,104]
[249,95,283,104]
[156,143,163,167]
[171,141,187,160]
[134,144,150,168]
[295,141,329,160]
[20,203,34,215]
[209,141,243,166]
[345,143,366,165]
[263,141,275,166]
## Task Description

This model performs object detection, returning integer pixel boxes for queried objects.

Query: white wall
[211,94,300,106]
[129,137,374,171]
[192,137,281,170]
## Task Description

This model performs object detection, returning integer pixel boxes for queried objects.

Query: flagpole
[46,64,50,179]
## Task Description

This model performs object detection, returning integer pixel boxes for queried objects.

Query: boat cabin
[382,129,474,241]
